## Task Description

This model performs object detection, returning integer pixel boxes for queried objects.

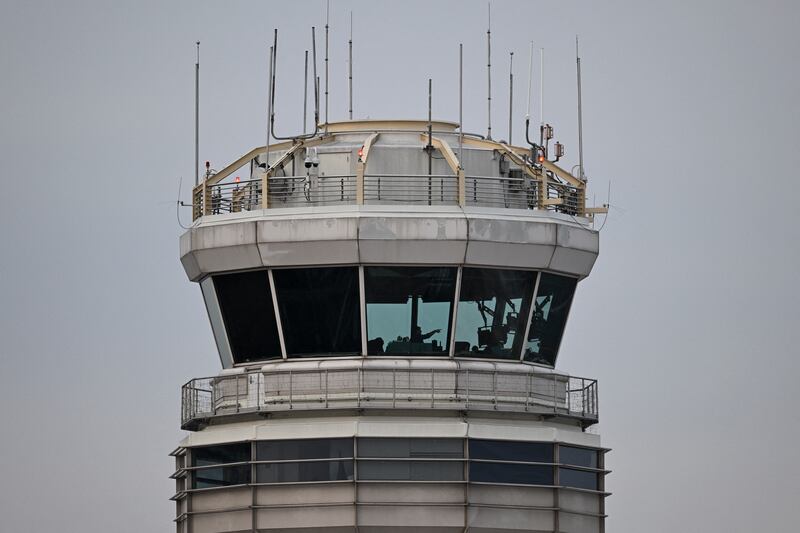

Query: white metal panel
[355,417,467,438]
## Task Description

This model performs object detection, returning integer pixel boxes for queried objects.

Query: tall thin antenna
[459,43,463,168]
[194,41,199,186]
[486,3,492,139]
[312,27,319,127]
[576,35,585,181]
[508,51,514,144]
[427,78,433,178]
[324,0,330,130]
[303,50,309,131]
[266,44,273,170]
[348,11,353,120]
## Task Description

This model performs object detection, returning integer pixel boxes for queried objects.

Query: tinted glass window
[470,462,553,485]
[193,443,251,466]
[454,269,536,359]
[524,273,578,365]
[469,440,553,463]
[194,465,251,488]
[559,467,598,490]
[256,438,353,461]
[560,446,598,469]
[214,271,282,363]
[358,438,463,458]
[272,267,361,357]
[359,460,464,481]
[192,443,251,489]
[256,460,354,483]
[365,266,456,356]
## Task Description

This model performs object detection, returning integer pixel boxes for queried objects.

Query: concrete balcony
[181,359,598,431]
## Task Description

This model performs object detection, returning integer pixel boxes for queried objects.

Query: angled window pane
[469,462,553,485]
[256,460,354,483]
[559,467,598,490]
[358,460,464,481]
[358,438,463,458]
[365,266,456,356]
[469,440,553,463]
[214,271,282,363]
[524,273,578,365]
[256,438,353,461]
[454,268,536,360]
[560,446,598,469]
[193,443,251,466]
[272,267,361,357]
[191,444,251,489]
[193,465,251,488]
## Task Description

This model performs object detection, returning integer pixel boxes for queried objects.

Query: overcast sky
[1,0,798,531]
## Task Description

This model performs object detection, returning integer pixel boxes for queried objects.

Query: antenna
[576,35,585,181]
[194,41,200,186]
[486,3,492,139]
[348,11,353,120]
[266,43,273,170]
[270,28,320,141]
[324,0,330,130]
[459,43,463,168]
[508,51,514,145]
[427,78,433,178]
[303,50,308,131]
[312,26,319,126]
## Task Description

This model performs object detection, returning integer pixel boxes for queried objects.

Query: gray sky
[1,0,798,531]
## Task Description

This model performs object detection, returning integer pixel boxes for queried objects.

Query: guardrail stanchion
[392,368,396,408]
[324,369,329,408]
[431,368,435,408]
[288,370,293,410]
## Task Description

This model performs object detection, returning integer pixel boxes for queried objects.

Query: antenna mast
[486,3,492,139]
[194,41,199,186]
[508,51,514,144]
[266,43,273,170]
[459,43,463,168]
[348,11,353,120]
[576,35,585,180]
[303,50,308,131]
[324,0,330,130]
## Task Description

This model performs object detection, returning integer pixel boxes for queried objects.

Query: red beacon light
[234,176,241,183]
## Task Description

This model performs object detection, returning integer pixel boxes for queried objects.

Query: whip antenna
[486,3,492,139]
[508,51,514,144]
[576,35,585,180]
[194,41,199,186]
[325,0,330,130]
[348,11,353,120]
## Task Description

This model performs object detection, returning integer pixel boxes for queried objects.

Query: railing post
[458,169,466,207]
[392,368,396,408]
[288,370,293,410]
[235,375,240,413]
[357,368,362,407]
[552,373,557,415]
[356,163,365,204]
[525,371,531,411]
[465,368,470,409]
[493,371,498,408]
[324,369,329,408]
[261,170,269,209]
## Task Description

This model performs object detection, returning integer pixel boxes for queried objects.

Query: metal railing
[180,366,598,430]
[193,172,587,219]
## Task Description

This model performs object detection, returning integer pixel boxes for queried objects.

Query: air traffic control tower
[172,114,609,532]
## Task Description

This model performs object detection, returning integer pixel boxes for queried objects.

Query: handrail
[191,132,595,221]
[180,366,599,430]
